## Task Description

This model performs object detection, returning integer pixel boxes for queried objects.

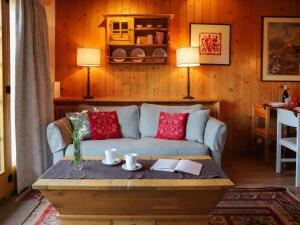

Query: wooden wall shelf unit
[54,97,221,120]
[104,14,174,65]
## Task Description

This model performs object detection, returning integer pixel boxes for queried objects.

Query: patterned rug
[24,188,300,225]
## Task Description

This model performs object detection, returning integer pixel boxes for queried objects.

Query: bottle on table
[282,85,289,103]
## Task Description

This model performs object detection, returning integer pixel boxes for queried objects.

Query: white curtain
[12,0,54,192]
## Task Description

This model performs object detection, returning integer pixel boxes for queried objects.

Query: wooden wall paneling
[148,68,156,98]
[164,0,172,94]
[232,0,251,150]
[96,2,104,97]
[217,0,239,149]
[178,0,188,98]
[55,0,300,153]
[122,0,131,13]
[193,1,205,99]
[243,1,261,148]
[145,0,155,14]
[75,0,87,98]
[169,0,178,98]
[155,66,162,98]
[152,0,161,14]
[130,66,139,97]
[139,65,147,98]
[187,0,196,98]
[121,66,130,97]
[169,2,177,97]
[157,66,163,97]
[137,0,147,13]
[129,66,137,98]
[194,0,203,22]
[104,0,115,97]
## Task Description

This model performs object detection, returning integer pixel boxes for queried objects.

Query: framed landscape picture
[262,17,300,81]
[190,23,231,65]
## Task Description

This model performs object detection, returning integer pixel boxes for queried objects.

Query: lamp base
[84,96,94,99]
[183,95,194,99]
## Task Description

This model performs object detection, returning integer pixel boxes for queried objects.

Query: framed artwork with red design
[190,23,231,65]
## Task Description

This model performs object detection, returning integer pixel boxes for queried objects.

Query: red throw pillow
[155,112,189,140]
[88,111,121,140]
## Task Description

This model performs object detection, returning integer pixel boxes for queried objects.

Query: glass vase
[73,138,82,170]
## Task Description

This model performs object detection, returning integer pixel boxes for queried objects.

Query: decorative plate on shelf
[152,48,167,63]
[130,48,145,63]
[112,48,127,62]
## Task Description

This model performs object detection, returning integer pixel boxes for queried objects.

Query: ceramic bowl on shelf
[146,24,153,28]
[112,48,127,63]
[130,48,145,63]
[156,24,163,28]
[136,24,143,28]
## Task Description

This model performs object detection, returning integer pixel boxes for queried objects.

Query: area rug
[24,187,300,225]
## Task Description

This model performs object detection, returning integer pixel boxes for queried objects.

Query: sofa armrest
[204,117,227,166]
[47,117,72,155]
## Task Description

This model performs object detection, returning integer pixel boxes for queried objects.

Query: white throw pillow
[185,110,210,143]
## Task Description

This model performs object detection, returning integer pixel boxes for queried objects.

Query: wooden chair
[276,109,300,187]
[252,104,275,160]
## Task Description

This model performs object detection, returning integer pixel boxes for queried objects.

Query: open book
[151,159,202,176]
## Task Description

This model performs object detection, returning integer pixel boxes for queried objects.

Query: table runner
[41,159,227,179]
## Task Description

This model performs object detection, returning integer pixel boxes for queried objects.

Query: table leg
[251,106,257,155]
[264,107,271,161]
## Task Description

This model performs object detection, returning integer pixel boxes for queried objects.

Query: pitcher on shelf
[156,32,164,44]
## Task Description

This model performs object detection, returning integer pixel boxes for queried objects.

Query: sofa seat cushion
[65,137,209,157]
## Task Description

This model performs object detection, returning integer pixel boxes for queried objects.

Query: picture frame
[261,16,300,81]
[190,23,231,65]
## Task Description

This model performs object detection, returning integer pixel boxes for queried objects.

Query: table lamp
[176,47,200,99]
[77,48,101,99]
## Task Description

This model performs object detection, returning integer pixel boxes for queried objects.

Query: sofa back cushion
[139,103,203,138]
[91,105,140,139]
[185,110,210,143]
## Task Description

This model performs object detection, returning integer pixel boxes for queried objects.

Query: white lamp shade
[176,47,200,67]
[77,48,101,66]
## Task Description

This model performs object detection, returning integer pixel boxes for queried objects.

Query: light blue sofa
[47,103,227,166]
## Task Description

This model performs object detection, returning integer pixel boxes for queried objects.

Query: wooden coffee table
[32,156,234,225]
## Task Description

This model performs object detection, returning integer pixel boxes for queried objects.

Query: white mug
[124,153,137,170]
[105,148,117,164]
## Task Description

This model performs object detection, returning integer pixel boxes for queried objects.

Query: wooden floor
[222,152,300,199]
